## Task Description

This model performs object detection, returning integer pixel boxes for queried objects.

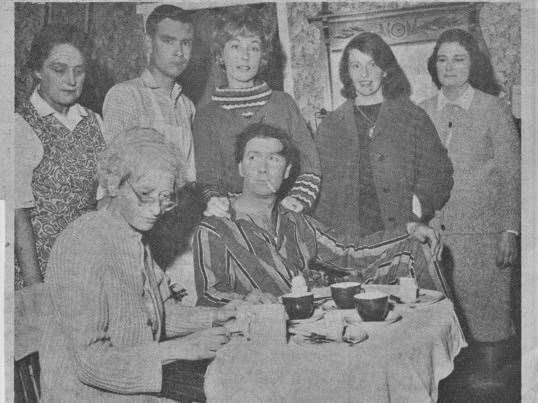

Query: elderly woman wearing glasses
[40,127,238,402]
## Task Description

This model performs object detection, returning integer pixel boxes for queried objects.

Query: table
[204,296,467,403]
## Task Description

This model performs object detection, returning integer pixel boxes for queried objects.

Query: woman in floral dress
[14,24,106,288]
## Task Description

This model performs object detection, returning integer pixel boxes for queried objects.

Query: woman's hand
[160,327,230,363]
[244,289,279,304]
[496,231,518,269]
[204,196,230,219]
[213,299,244,326]
[406,222,442,260]
[280,196,304,213]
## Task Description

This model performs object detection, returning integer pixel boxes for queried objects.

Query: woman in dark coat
[315,32,453,241]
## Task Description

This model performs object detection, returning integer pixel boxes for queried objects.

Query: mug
[281,292,314,320]
[354,291,389,322]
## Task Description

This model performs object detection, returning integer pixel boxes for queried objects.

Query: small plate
[391,289,445,308]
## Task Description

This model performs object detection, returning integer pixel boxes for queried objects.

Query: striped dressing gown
[194,206,448,306]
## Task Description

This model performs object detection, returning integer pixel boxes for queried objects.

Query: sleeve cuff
[288,173,321,209]
[164,305,216,335]
[199,185,222,204]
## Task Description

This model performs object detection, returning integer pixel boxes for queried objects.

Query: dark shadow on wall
[78,59,116,116]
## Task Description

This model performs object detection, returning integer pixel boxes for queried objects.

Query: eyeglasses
[127,180,178,212]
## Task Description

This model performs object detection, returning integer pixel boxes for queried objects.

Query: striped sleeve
[102,83,139,141]
[193,224,248,306]
[282,92,322,209]
[309,217,448,292]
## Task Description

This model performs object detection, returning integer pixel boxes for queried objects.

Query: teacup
[354,291,389,322]
[330,281,362,309]
[281,292,314,320]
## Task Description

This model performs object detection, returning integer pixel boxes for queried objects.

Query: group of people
[14,4,519,402]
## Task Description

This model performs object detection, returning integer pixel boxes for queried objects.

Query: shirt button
[388,217,395,222]
[376,153,385,162]
[440,224,446,231]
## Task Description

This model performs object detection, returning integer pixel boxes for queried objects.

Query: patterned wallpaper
[14,3,46,107]
[480,2,521,91]
[14,2,521,120]
[287,2,521,123]
[14,3,279,113]
[14,3,146,114]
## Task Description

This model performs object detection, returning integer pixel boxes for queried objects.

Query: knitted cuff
[199,184,223,204]
[287,173,322,210]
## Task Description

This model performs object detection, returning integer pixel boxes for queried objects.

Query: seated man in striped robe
[193,123,449,306]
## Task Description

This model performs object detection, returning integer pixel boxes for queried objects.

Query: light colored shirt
[436,84,475,111]
[14,90,104,208]
[103,69,196,182]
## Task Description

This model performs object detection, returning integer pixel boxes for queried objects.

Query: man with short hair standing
[103,4,196,182]
[103,5,199,303]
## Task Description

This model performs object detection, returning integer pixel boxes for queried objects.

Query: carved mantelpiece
[309,2,484,112]
[327,3,480,49]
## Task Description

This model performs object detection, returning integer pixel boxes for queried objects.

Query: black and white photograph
[4,1,537,402]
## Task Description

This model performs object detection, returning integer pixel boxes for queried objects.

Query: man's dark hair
[27,24,92,72]
[427,28,501,96]
[145,5,193,38]
[234,123,299,168]
[339,32,411,100]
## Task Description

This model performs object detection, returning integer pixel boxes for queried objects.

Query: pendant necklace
[355,105,378,139]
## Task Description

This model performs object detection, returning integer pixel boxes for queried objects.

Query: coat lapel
[341,100,360,152]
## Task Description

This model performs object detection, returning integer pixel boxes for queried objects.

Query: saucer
[391,289,445,308]
[343,309,402,326]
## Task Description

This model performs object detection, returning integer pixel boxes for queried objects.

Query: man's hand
[280,196,304,213]
[204,196,230,218]
[496,231,518,269]
[406,222,442,261]
[244,289,279,304]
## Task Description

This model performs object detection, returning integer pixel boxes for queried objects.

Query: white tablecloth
[205,299,466,403]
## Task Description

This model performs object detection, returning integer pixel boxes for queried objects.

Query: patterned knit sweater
[193,82,321,209]
[40,208,216,402]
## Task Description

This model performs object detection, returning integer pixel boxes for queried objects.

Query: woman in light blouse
[420,28,520,373]
[40,127,238,402]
